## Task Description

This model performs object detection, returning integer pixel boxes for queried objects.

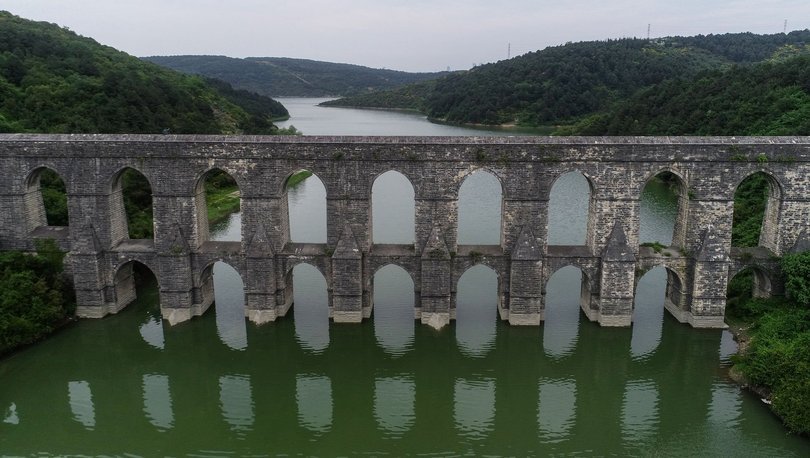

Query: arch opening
[113,260,159,316]
[726,266,775,319]
[639,171,687,249]
[372,171,415,244]
[548,171,592,246]
[25,167,69,232]
[544,266,585,358]
[110,168,153,243]
[455,264,499,357]
[114,260,165,349]
[458,169,502,245]
[284,170,326,244]
[195,169,241,243]
[372,264,416,355]
[287,263,330,352]
[732,171,781,251]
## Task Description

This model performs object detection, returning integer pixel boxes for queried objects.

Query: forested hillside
[567,54,810,135]
[0,11,288,134]
[144,55,447,97]
[326,31,810,130]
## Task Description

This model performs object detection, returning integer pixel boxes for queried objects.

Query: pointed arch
[548,170,594,246]
[732,170,783,252]
[639,170,688,248]
[458,169,503,245]
[112,260,159,314]
[24,166,69,232]
[727,266,775,313]
[109,167,154,244]
[283,169,327,243]
[372,170,415,244]
[194,168,242,244]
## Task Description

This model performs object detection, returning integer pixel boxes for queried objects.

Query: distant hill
[0,11,289,134]
[143,55,448,97]
[325,31,810,131]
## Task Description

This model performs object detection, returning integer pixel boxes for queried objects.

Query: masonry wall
[1,135,808,329]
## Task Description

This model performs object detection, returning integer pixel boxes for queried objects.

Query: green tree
[782,251,810,306]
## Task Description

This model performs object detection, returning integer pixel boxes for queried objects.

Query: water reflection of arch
[545,167,597,247]
[192,166,244,246]
[110,257,160,314]
[108,165,155,246]
[196,258,248,317]
[23,164,70,234]
[456,167,505,246]
[637,167,690,248]
[730,169,784,252]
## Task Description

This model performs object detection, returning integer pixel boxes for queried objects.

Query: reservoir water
[1,99,807,455]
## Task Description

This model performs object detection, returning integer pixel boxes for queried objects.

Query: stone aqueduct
[1,135,808,329]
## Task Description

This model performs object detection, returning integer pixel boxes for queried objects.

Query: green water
[1,279,807,456]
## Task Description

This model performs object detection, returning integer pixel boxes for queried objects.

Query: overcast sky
[5,0,810,72]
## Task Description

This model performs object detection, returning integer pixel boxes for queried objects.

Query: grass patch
[640,241,667,253]
[206,185,241,225]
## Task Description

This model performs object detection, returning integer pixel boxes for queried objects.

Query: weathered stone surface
[2,134,809,329]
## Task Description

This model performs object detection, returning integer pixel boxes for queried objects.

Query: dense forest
[0,11,289,134]
[569,55,810,135]
[326,31,810,131]
[144,55,447,97]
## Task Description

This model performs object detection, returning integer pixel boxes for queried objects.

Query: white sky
[4,0,810,72]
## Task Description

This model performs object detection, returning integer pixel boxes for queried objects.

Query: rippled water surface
[1,100,807,455]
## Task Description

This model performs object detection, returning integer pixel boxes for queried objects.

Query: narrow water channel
[0,99,806,455]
